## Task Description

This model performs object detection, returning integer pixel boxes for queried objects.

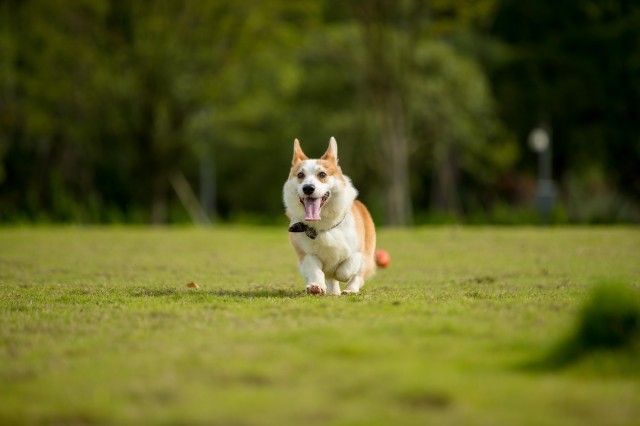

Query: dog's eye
[297,172,304,179]
[318,172,327,179]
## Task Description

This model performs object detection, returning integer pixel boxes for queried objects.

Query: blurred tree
[126,0,312,222]
[349,0,515,222]
[0,0,316,223]
[490,0,640,216]
[9,0,633,224]
[350,0,422,226]
[410,40,516,216]
[1,0,121,221]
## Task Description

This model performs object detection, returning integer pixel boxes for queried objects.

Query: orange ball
[375,249,390,268]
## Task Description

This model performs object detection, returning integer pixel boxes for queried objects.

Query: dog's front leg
[300,255,326,295]
[336,253,364,295]
[335,253,362,283]
[342,275,363,295]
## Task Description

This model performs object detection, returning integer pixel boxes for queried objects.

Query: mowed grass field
[1,226,639,425]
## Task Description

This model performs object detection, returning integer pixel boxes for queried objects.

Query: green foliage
[489,0,640,207]
[0,0,315,223]
[409,40,518,213]
[0,0,638,224]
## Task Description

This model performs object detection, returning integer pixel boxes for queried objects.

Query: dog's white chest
[295,221,358,276]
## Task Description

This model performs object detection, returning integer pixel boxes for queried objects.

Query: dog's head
[284,137,347,222]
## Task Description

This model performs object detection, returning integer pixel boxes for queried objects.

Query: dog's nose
[302,184,315,195]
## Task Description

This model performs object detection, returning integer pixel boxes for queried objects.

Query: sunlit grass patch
[1,226,639,425]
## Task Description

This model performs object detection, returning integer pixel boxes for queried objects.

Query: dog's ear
[321,137,338,163]
[292,138,308,165]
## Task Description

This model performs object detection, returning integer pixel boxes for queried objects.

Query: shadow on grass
[130,287,306,299]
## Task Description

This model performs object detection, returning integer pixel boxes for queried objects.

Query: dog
[283,137,386,295]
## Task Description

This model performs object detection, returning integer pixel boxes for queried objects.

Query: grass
[1,225,639,425]
[537,281,640,369]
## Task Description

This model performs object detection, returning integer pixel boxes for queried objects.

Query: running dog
[283,137,386,295]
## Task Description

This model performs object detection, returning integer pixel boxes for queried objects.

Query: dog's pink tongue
[303,197,322,221]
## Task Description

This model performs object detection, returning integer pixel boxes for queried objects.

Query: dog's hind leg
[326,279,341,296]
[342,275,363,295]
[300,255,326,295]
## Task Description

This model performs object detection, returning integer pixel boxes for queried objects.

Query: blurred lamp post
[528,127,555,224]
[190,106,216,224]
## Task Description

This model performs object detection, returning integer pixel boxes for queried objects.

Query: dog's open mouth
[300,191,330,221]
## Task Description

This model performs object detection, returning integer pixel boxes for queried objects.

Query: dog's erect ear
[292,138,308,165]
[321,136,338,163]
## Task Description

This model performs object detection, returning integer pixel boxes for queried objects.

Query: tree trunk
[354,1,415,226]
[431,140,460,215]
[378,91,413,226]
[151,176,168,224]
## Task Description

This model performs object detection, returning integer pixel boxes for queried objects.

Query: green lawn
[1,226,639,425]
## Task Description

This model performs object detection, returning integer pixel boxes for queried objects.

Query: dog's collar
[288,215,347,240]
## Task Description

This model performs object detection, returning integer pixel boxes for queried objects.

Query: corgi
[283,137,386,295]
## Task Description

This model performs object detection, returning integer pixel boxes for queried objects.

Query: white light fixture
[529,127,550,153]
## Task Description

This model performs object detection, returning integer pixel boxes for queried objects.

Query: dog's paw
[306,284,326,295]
[341,288,359,295]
